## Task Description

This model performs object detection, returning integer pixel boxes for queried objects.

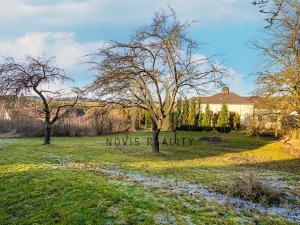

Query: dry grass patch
[229,174,284,206]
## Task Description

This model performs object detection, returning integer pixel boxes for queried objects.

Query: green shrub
[217,103,230,128]
[229,112,241,130]
[177,125,213,132]
[215,126,231,133]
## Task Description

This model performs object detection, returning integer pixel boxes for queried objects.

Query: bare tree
[0,56,78,144]
[87,104,112,135]
[89,10,225,153]
[252,0,292,27]
[252,0,300,137]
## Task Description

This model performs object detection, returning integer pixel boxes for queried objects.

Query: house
[190,87,254,125]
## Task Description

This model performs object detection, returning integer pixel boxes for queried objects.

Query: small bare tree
[90,10,225,153]
[0,56,78,144]
[87,104,112,135]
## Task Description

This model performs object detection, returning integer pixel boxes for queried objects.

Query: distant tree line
[0,96,129,138]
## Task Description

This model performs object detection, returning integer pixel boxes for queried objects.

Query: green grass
[0,131,299,224]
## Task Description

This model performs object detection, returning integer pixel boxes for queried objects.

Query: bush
[215,126,231,133]
[229,112,241,130]
[217,103,230,127]
[0,119,43,137]
[0,117,129,137]
[203,126,213,132]
[230,175,283,206]
[177,125,213,132]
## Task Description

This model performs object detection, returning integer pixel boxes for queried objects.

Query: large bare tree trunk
[151,120,160,153]
[44,121,51,145]
[44,110,51,145]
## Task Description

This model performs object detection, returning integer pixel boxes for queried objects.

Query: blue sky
[0,0,266,96]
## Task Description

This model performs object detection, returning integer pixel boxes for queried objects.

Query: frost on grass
[98,168,300,223]
[43,153,73,164]
[0,139,15,149]
[154,214,177,225]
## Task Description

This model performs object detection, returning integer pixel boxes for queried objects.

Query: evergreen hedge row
[177,125,232,133]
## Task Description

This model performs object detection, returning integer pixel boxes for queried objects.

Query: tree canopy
[90,9,226,153]
[253,0,300,128]
[0,56,78,144]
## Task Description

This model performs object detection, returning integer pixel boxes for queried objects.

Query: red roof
[190,92,254,105]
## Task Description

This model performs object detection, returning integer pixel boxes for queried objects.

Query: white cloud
[224,68,252,96]
[0,0,259,29]
[0,32,105,68]
[0,31,251,95]
[0,32,106,91]
[0,0,256,95]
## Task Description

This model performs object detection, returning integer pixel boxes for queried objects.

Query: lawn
[0,131,299,225]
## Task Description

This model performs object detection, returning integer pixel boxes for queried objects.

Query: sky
[0,0,267,96]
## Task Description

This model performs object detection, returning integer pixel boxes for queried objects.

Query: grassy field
[0,131,299,225]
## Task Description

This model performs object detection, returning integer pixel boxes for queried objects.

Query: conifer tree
[144,110,152,129]
[188,99,196,125]
[182,97,189,126]
[176,97,183,127]
[197,99,201,113]
[197,113,203,127]
[196,99,202,126]
[233,113,241,130]
[217,103,230,128]
[202,104,211,127]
